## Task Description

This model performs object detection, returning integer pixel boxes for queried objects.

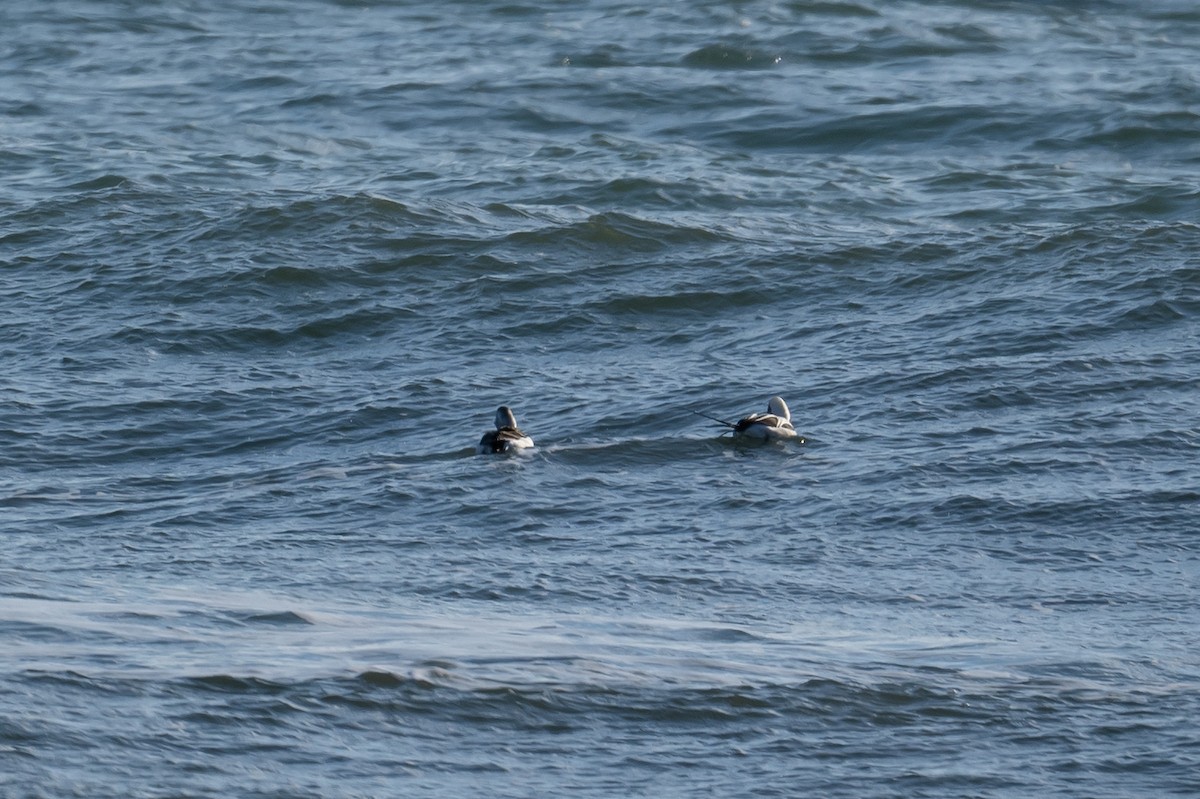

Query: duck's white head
[766,396,790,421]
[494,405,519,430]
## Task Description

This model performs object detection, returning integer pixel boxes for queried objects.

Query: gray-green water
[3,1,1199,797]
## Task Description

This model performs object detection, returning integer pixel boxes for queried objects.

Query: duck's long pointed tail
[690,408,736,429]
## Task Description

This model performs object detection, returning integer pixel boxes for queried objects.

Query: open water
[3,1,1199,797]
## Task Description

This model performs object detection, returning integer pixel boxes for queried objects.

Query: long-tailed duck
[476,405,535,454]
[697,396,802,442]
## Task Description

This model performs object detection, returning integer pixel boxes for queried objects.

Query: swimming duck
[476,405,535,454]
[696,396,802,442]
[732,396,800,441]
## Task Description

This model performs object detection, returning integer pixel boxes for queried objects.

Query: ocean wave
[5,1,1200,795]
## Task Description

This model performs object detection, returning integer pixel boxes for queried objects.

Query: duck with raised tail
[697,396,803,442]
[476,405,535,454]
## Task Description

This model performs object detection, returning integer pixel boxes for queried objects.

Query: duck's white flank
[476,405,535,454]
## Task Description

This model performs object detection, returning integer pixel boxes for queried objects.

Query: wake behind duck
[476,405,535,454]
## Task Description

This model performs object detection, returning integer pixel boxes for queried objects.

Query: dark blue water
[3,1,1199,797]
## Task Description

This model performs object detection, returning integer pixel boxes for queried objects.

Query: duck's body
[731,396,801,442]
[476,406,534,454]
